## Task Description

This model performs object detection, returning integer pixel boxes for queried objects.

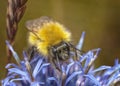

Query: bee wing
[25,16,52,31]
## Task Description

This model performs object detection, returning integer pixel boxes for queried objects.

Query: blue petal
[38,63,50,73]
[8,68,27,77]
[5,63,19,69]
[65,71,82,86]
[92,66,111,73]
[10,78,24,82]
[2,75,15,86]
[5,40,21,65]
[66,62,75,75]
[47,77,59,86]
[84,74,101,86]
[107,72,120,85]
[76,31,85,50]
[32,58,43,78]
[30,81,44,86]
[114,59,119,66]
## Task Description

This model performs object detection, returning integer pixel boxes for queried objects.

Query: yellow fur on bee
[28,21,71,56]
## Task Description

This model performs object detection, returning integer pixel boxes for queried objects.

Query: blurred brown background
[0,0,120,80]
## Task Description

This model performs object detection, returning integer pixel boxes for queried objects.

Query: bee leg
[52,58,62,72]
[67,46,70,59]
[49,51,62,72]
[57,55,61,68]
[69,43,78,61]
[75,49,79,60]
[73,47,78,61]
[27,46,37,61]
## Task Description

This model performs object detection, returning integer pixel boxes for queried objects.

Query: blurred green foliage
[0,0,120,80]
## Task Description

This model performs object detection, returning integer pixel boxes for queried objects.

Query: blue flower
[1,32,120,86]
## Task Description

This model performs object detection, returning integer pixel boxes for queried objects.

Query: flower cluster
[1,32,120,86]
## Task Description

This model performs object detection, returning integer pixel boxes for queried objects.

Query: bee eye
[58,50,62,53]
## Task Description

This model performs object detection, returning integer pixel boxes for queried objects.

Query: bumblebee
[26,16,78,70]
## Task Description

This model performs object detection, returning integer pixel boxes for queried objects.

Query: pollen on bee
[28,21,71,56]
